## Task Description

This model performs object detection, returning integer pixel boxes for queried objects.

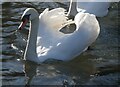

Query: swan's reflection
[22,53,97,85]
[23,61,38,85]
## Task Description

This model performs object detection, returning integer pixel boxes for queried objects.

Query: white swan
[18,8,100,63]
[67,0,110,17]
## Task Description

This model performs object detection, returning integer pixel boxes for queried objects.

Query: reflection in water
[23,61,38,85]
[22,53,98,85]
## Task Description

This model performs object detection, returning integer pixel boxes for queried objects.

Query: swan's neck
[67,0,77,16]
[24,17,39,61]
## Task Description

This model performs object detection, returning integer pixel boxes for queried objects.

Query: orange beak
[18,19,28,30]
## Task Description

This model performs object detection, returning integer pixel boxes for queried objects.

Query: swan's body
[68,0,110,17]
[18,8,100,63]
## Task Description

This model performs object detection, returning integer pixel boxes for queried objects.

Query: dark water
[1,2,120,86]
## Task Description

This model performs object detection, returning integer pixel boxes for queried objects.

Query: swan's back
[37,8,71,49]
[37,10,100,62]
[77,2,110,17]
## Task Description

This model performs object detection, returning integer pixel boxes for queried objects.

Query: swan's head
[18,8,39,30]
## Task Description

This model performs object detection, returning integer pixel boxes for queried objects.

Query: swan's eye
[21,14,31,22]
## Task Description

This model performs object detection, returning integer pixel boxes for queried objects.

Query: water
[1,2,120,86]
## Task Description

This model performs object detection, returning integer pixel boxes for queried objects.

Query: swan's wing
[39,8,69,32]
[42,12,100,61]
[37,8,71,48]
[72,12,100,45]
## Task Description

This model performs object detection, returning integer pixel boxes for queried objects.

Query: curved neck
[24,16,39,61]
[67,0,77,16]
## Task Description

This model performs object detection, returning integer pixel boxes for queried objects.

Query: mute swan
[67,0,110,17]
[18,8,100,63]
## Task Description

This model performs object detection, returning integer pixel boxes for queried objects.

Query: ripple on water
[86,73,120,85]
